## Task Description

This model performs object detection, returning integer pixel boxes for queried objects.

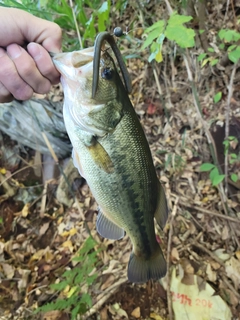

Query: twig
[222,274,240,299]
[167,195,179,320]
[230,0,237,30]
[192,242,225,267]
[223,0,230,24]
[69,0,83,49]
[182,53,231,216]
[83,277,128,319]
[178,200,240,223]
[224,63,237,195]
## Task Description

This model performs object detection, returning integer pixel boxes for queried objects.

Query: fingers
[0,47,33,102]
[0,8,62,52]
[0,43,61,102]
[27,43,60,85]
[7,43,51,94]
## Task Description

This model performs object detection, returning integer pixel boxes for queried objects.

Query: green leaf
[219,29,240,42]
[209,167,225,186]
[210,58,219,66]
[142,21,165,50]
[198,53,207,61]
[208,47,214,52]
[219,43,225,50]
[228,44,237,51]
[199,29,205,35]
[228,46,240,63]
[145,20,165,33]
[228,136,238,141]
[231,173,238,182]
[214,92,222,103]
[230,153,237,159]
[212,174,225,186]
[165,13,195,48]
[200,163,215,172]
[168,12,193,25]
[98,1,110,32]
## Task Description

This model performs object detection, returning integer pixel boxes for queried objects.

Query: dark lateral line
[92,31,132,98]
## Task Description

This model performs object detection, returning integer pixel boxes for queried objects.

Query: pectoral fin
[72,148,85,178]
[154,181,168,229]
[96,209,125,240]
[87,138,114,174]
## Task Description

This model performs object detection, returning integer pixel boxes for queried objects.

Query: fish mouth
[52,47,95,79]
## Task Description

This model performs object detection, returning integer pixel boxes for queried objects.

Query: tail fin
[127,248,167,283]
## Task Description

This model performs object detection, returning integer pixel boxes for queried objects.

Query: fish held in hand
[52,35,168,283]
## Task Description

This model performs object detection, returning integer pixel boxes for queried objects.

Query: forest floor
[0,1,240,320]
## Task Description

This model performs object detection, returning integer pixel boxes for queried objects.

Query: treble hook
[92,31,132,98]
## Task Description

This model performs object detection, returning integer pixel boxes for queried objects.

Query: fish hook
[92,31,132,98]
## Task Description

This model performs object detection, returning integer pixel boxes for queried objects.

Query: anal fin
[154,181,168,229]
[96,209,125,240]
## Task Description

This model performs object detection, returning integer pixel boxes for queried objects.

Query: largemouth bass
[52,34,168,283]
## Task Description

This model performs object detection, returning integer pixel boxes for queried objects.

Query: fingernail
[7,44,22,59]
[27,43,42,61]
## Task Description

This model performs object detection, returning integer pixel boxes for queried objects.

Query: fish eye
[101,67,114,80]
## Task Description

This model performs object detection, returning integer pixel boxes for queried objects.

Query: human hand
[0,7,62,103]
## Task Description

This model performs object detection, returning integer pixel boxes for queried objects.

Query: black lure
[92,31,132,99]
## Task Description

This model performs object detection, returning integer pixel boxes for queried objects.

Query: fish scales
[53,45,168,283]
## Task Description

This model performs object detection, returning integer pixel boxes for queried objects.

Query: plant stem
[225,63,237,195]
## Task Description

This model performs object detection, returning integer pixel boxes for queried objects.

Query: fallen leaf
[221,225,229,240]
[225,256,240,289]
[150,313,164,320]
[21,203,31,217]
[39,222,50,236]
[131,307,141,318]
[1,263,14,279]
[61,240,74,252]
[18,269,31,291]
[214,249,231,261]
[206,263,217,282]
[171,247,180,263]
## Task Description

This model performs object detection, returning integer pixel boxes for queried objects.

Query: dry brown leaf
[221,225,229,240]
[206,263,217,282]
[42,310,69,320]
[171,247,180,263]
[131,307,141,318]
[18,269,31,291]
[39,222,50,236]
[21,203,31,217]
[1,263,14,279]
[225,256,240,289]
[150,313,165,320]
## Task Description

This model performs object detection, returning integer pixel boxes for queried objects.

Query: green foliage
[213,92,222,103]
[0,0,111,50]
[198,28,240,67]
[219,29,240,63]
[200,163,225,186]
[35,236,102,320]
[165,13,195,48]
[201,135,239,186]
[142,12,195,62]
[231,173,238,183]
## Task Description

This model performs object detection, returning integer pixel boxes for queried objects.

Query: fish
[52,33,168,283]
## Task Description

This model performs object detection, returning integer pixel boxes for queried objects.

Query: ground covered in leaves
[0,1,240,319]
